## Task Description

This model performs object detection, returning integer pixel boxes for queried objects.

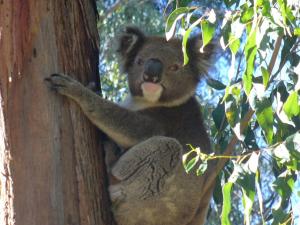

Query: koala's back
[113,97,211,225]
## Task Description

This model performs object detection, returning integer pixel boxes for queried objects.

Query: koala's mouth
[141,82,163,102]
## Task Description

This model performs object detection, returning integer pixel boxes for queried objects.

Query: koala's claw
[44,73,82,97]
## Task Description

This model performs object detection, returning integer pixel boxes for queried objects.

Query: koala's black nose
[143,58,163,83]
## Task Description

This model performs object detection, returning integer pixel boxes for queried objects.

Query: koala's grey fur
[45,27,214,225]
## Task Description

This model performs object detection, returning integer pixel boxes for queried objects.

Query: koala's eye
[136,58,144,65]
[169,64,180,71]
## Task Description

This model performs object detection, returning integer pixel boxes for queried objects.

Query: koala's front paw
[44,73,83,97]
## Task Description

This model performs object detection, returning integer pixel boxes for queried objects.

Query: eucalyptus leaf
[181,15,204,65]
[196,161,208,176]
[229,35,241,55]
[165,7,191,40]
[240,6,254,24]
[255,98,274,144]
[184,155,199,173]
[243,26,257,95]
[201,20,215,51]
[283,91,300,119]
[221,182,233,225]
[213,174,223,204]
[261,67,270,88]
[212,102,228,131]
[207,78,226,90]
[225,95,242,139]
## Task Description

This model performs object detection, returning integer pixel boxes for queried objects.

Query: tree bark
[0,1,114,225]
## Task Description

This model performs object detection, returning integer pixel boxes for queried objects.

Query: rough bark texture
[0,1,114,225]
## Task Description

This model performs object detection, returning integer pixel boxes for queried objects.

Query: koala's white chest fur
[119,95,152,111]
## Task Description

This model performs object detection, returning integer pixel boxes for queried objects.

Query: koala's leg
[108,136,182,202]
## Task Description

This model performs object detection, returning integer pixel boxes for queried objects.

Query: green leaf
[212,103,228,131]
[277,0,295,25]
[182,16,202,65]
[196,161,208,176]
[177,0,191,7]
[240,6,254,24]
[241,186,255,225]
[244,128,259,150]
[236,155,258,225]
[273,171,295,199]
[261,67,270,88]
[277,0,288,25]
[272,208,291,225]
[285,131,300,169]
[183,155,199,173]
[255,98,274,144]
[213,174,223,204]
[261,0,271,18]
[201,20,215,49]
[224,0,237,7]
[283,91,300,119]
[225,95,242,139]
[220,17,232,50]
[225,95,239,127]
[200,9,216,51]
[221,182,233,225]
[207,78,226,90]
[243,27,257,95]
[295,28,300,36]
[229,35,241,55]
[277,36,298,73]
[165,7,191,40]
[272,132,300,170]
[271,171,296,225]
[285,131,300,154]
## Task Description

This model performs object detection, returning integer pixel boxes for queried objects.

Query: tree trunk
[0,1,114,225]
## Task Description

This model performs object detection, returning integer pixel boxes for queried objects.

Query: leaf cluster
[169,0,300,224]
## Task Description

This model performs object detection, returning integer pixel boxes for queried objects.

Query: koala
[45,27,214,225]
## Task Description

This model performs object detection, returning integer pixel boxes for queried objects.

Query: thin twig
[267,35,283,74]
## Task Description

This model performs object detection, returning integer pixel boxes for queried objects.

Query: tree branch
[267,35,283,74]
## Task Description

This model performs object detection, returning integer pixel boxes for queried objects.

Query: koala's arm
[45,73,164,148]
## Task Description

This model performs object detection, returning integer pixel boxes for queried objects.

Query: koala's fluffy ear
[117,26,145,71]
[187,36,215,78]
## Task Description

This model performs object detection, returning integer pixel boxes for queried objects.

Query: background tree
[0,1,114,225]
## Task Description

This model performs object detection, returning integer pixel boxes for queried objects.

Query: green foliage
[221,182,233,225]
[170,0,300,224]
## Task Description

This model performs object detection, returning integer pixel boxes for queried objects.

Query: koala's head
[117,27,214,106]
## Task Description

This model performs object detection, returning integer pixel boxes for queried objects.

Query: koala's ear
[117,26,145,56]
[187,36,215,77]
[117,26,145,71]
